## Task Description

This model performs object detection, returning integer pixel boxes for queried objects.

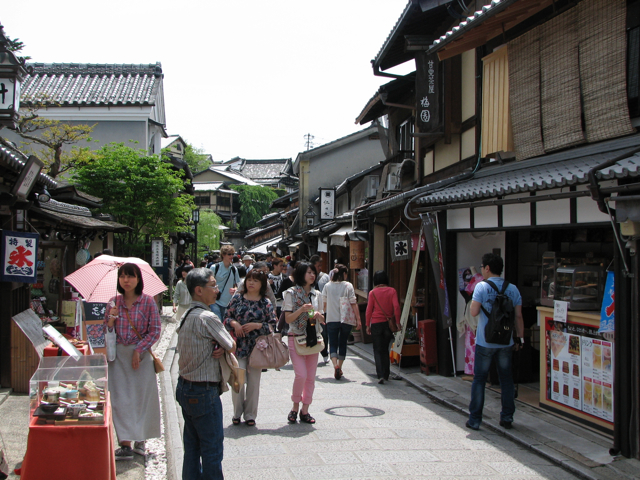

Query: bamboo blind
[577,0,634,143]
[509,29,545,161]
[540,10,585,152]
[481,46,513,158]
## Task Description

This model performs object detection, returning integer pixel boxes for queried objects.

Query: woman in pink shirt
[365,271,401,384]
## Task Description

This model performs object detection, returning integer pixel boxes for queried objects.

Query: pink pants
[288,335,318,405]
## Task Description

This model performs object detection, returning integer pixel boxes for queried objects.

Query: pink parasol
[64,254,167,303]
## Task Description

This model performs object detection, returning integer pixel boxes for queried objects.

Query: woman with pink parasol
[105,263,162,461]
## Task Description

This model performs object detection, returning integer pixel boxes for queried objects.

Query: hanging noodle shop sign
[1,230,39,283]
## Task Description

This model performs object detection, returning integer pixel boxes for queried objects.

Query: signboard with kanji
[319,188,335,220]
[1,230,38,283]
[416,52,442,134]
[151,239,163,267]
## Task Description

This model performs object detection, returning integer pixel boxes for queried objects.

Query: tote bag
[249,333,290,369]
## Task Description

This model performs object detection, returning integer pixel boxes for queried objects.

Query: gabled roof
[193,166,260,186]
[372,0,455,71]
[356,74,415,125]
[225,158,292,184]
[161,135,186,150]
[21,62,164,107]
[293,126,379,173]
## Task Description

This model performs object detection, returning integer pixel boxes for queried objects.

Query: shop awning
[246,235,282,254]
[329,225,353,247]
[288,240,303,249]
[30,207,119,230]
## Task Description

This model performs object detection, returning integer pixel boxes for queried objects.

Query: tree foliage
[73,143,195,257]
[197,210,223,255]
[230,184,278,230]
[17,96,96,178]
[184,143,210,174]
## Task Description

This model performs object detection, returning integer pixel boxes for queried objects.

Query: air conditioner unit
[385,163,402,191]
[365,175,380,198]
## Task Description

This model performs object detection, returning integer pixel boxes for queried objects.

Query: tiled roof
[21,63,163,106]
[193,182,224,192]
[429,0,518,53]
[0,142,57,189]
[416,137,640,206]
[227,158,290,183]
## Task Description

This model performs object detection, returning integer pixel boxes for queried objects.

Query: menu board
[544,318,613,423]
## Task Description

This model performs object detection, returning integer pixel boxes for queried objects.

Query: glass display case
[540,252,557,307]
[554,266,604,311]
[29,355,108,424]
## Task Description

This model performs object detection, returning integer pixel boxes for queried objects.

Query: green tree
[17,95,96,178]
[197,210,223,256]
[73,143,195,257]
[230,184,278,230]
[183,143,210,174]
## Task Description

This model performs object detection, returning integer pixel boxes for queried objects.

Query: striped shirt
[176,301,234,382]
[104,293,161,354]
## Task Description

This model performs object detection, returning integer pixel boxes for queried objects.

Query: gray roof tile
[21,63,163,106]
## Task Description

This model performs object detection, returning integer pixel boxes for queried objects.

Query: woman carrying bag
[105,263,162,460]
[173,264,193,321]
[282,262,324,424]
[223,268,276,426]
[322,264,360,380]
[365,270,401,384]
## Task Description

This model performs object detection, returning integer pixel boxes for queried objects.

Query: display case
[29,355,108,424]
[554,266,604,311]
[540,252,558,307]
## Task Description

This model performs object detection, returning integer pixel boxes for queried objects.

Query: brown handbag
[125,310,165,374]
[371,290,400,333]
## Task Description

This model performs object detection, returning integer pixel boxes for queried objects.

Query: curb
[347,344,602,480]
[160,330,182,480]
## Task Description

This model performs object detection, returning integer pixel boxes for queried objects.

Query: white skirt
[108,344,161,442]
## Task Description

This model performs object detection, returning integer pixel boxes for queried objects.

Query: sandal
[287,410,298,423]
[334,367,342,380]
[300,413,316,424]
[232,417,241,425]
[245,419,256,426]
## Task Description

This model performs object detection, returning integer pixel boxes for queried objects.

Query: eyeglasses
[224,253,235,256]
[204,283,219,290]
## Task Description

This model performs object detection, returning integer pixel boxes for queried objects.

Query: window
[195,195,210,206]
[217,195,231,207]
[397,119,415,153]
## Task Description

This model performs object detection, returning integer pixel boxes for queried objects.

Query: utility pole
[304,133,315,151]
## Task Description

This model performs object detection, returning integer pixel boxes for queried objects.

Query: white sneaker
[132,441,146,456]
[323,356,329,364]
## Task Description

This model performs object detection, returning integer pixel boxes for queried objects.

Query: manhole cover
[324,406,385,417]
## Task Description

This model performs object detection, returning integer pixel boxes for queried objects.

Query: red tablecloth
[20,394,116,480]
[43,343,90,357]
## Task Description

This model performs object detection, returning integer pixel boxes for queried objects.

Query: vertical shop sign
[1,230,38,283]
[319,188,335,220]
[599,271,614,333]
[389,233,411,262]
[151,239,163,267]
[415,52,442,133]
[422,213,451,328]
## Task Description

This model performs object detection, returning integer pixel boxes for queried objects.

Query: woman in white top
[283,262,324,424]
[173,265,193,321]
[322,264,360,380]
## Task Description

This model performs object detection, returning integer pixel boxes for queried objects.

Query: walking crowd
[103,248,522,480]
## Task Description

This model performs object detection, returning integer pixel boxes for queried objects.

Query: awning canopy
[329,225,353,247]
[288,240,303,249]
[246,235,282,254]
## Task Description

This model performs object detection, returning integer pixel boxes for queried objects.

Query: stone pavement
[165,342,587,480]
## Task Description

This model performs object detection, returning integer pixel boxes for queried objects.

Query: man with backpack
[210,244,240,321]
[467,252,524,431]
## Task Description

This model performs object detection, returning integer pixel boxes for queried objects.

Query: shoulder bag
[249,332,290,369]
[371,289,400,333]
[339,284,357,326]
[125,309,165,374]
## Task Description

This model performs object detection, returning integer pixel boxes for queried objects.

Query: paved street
[216,353,580,480]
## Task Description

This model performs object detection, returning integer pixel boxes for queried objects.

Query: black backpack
[481,279,515,345]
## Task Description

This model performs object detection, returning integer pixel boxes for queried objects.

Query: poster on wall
[545,318,613,423]
[1,230,39,283]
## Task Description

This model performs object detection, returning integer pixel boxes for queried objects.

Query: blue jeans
[210,304,226,322]
[176,378,224,480]
[326,322,352,360]
[468,344,515,428]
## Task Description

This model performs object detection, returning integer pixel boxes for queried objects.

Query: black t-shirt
[279,276,295,300]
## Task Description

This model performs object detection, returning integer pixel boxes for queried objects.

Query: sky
[3,0,414,162]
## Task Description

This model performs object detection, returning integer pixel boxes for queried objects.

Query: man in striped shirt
[176,268,235,480]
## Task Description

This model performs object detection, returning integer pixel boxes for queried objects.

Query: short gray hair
[186,268,213,296]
